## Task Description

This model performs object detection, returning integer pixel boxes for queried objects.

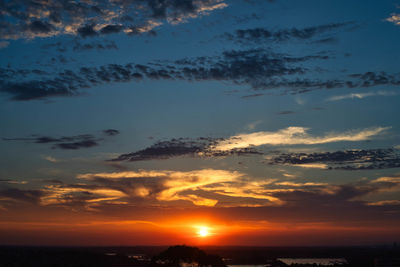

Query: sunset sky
[1,0,400,246]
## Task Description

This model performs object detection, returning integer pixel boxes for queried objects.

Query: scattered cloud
[0,188,43,205]
[111,137,261,162]
[0,0,228,40]
[3,129,119,150]
[0,48,328,100]
[2,44,400,101]
[3,134,99,150]
[277,110,295,115]
[111,127,390,162]
[43,156,60,163]
[386,13,400,26]
[2,170,400,225]
[103,129,120,136]
[241,93,264,99]
[0,179,28,185]
[223,22,355,44]
[367,200,400,206]
[267,148,400,170]
[72,40,118,51]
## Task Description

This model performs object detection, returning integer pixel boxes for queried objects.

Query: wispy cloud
[213,126,389,151]
[326,91,397,101]
[246,120,263,131]
[367,200,400,206]
[43,156,60,163]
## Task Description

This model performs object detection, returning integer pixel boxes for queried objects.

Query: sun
[197,226,209,237]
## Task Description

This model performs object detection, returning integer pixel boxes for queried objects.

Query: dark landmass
[0,245,399,267]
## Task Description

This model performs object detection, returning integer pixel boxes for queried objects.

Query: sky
[1,0,400,246]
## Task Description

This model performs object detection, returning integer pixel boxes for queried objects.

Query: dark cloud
[111,137,261,162]
[53,140,99,150]
[3,130,119,150]
[41,40,118,52]
[103,129,120,136]
[77,24,98,38]
[241,93,264,99]
[0,0,227,40]
[0,188,43,204]
[40,42,67,52]
[72,40,118,51]
[3,134,99,150]
[267,148,400,170]
[223,22,355,44]
[312,37,338,44]
[28,20,55,34]
[100,24,124,34]
[348,71,400,88]
[277,110,295,115]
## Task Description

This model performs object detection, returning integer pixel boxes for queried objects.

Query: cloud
[291,163,329,169]
[77,24,98,38]
[223,22,355,44]
[213,126,389,151]
[2,170,400,226]
[41,40,118,52]
[43,156,60,163]
[3,134,99,150]
[0,0,228,40]
[63,169,248,208]
[72,40,118,51]
[241,93,264,99]
[277,110,295,115]
[111,127,389,162]
[103,129,120,136]
[111,137,261,162]
[267,148,400,170]
[0,179,28,185]
[326,91,398,101]
[2,44,400,101]
[3,129,119,150]
[0,188,43,204]
[367,200,400,206]
[40,185,128,207]
[54,140,98,150]
[386,13,400,26]
[74,169,400,210]
[0,48,329,100]
[245,120,263,131]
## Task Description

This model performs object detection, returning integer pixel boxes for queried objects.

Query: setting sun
[198,227,209,237]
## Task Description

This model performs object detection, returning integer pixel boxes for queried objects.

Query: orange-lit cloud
[213,126,389,151]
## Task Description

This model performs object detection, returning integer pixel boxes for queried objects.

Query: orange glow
[1,208,400,246]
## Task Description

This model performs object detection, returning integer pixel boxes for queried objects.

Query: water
[277,258,348,266]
